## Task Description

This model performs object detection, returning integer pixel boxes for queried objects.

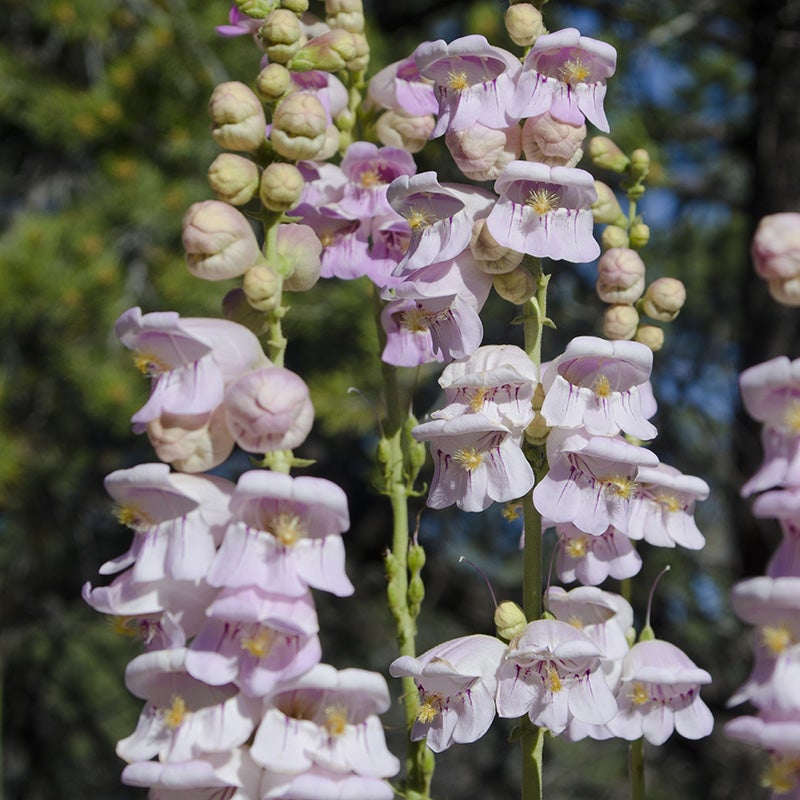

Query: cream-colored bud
[256,63,292,101]
[641,277,686,322]
[630,148,651,181]
[235,0,279,20]
[289,29,359,72]
[327,9,365,32]
[494,266,536,304]
[346,32,369,71]
[629,222,650,249]
[208,153,259,206]
[281,0,308,12]
[325,0,362,14]
[222,288,271,334]
[209,82,266,152]
[592,181,627,226]
[596,248,646,304]
[271,91,328,160]
[601,224,629,250]
[495,601,527,642]
[277,223,322,291]
[375,109,434,153]
[260,8,304,64]
[470,218,524,274]
[522,113,585,168]
[588,136,630,172]
[634,324,664,352]
[243,263,282,311]
[504,3,546,46]
[768,276,800,306]
[259,162,304,211]
[603,303,639,340]
[445,123,521,181]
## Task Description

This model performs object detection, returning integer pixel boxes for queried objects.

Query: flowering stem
[260,211,287,367]
[629,738,645,800]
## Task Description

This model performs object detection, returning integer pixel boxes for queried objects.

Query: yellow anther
[762,755,800,794]
[241,627,276,658]
[546,664,563,693]
[592,375,612,398]
[447,69,470,92]
[468,387,488,413]
[114,503,153,530]
[133,351,169,375]
[602,475,636,500]
[525,187,561,217]
[558,57,591,86]
[654,492,682,513]
[360,169,383,188]
[785,401,800,433]
[324,704,349,737]
[399,306,432,333]
[453,447,483,472]
[416,691,443,724]
[163,696,187,729]
[269,512,306,547]
[630,682,650,706]
[404,206,436,232]
[565,535,589,558]
[761,624,794,656]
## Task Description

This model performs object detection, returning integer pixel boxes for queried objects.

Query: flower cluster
[726,333,800,794]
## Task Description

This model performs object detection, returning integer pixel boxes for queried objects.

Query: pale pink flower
[390,634,506,752]
[207,471,353,597]
[606,639,713,745]
[216,7,261,39]
[367,52,438,116]
[380,297,444,367]
[552,523,642,586]
[251,664,400,779]
[753,489,800,577]
[259,766,396,800]
[224,366,314,453]
[511,28,617,132]
[753,213,800,281]
[540,336,657,439]
[415,35,521,137]
[412,413,535,512]
[496,619,618,735]
[116,307,267,427]
[486,161,599,263]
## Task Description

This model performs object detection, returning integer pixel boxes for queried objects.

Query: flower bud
[182,200,261,281]
[588,136,630,172]
[289,29,359,72]
[629,222,650,249]
[243,263,281,311]
[208,153,259,206]
[281,0,308,12]
[630,148,650,181]
[147,408,234,473]
[235,0,279,19]
[225,366,314,453]
[346,32,370,71]
[494,266,536,304]
[752,213,800,280]
[521,113,585,168]
[470,218,524,274]
[591,181,627,226]
[603,303,639,340]
[327,9,365,33]
[408,542,426,573]
[524,410,550,445]
[325,0,362,15]
[768,276,800,306]
[596,248,646,304]
[634,324,664,352]
[256,63,292,102]
[277,223,322,291]
[259,9,304,64]
[495,600,527,642]
[259,162,305,211]
[445,123,521,182]
[222,288,270,334]
[270,91,328,160]
[375,110,435,153]
[641,277,686,322]
[504,3,546,47]
[601,224,629,250]
[209,82,267,152]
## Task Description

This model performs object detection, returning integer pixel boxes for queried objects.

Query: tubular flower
[486,161,600,263]
[389,634,506,752]
[511,27,617,132]
[552,522,643,586]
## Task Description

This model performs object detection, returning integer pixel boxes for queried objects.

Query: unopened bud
[601,224,629,250]
[591,181,627,226]
[596,248,646,304]
[259,8,304,64]
[325,0,363,15]
[445,123,521,182]
[259,162,305,211]
[281,0,308,12]
[641,277,686,322]
[495,601,527,642]
[376,110,433,154]
[256,63,292,101]
[630,148,650,181]
[209,82,266,152]
[346,32,369,72]
[470,218,523,274]
[234,0,278,19]
[408,574,425,616]
[522,113,585,167]
[752,213,800,281]
[588,136,630,172]
[634,324,664,352]
[768,277,800,306]
[271,91,328,160]
[277,223,322,291]
[629,222,650,249]
[243,263,281,311]
[494,266,536,304]
[603,303,639,340]
[408,542,426,573]
[222,288,270,334]
[327,9,365,32]
[208,153,259,206]
[289,29,358,72]
[504,3,546,47]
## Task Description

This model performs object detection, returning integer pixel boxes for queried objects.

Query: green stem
[630,738,645,800]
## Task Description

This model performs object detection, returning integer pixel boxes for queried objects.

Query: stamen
[525,187,561,217]
[359,169,383,188]
[399,306,433,333]
[162,696,187,729]
[447,69,470,92]
[630,682,650,706]
[268,512,306,547]
[241,626,276,658]
[654,492,682,513]
[133,351,169,376]
[416,691,443,724]
[546,663,563,693]
[592,375,612,398]
[602,475,637,500]
[468,386,488,413]
[113,503,153,530]
[404,206,436,232]
[324,704,349,737]
[453,447,483,472]
[761,624,794,655]
[558,57,591,86]
[565,535,589,558]
[784,400,800,433]
[762,755,800,794]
